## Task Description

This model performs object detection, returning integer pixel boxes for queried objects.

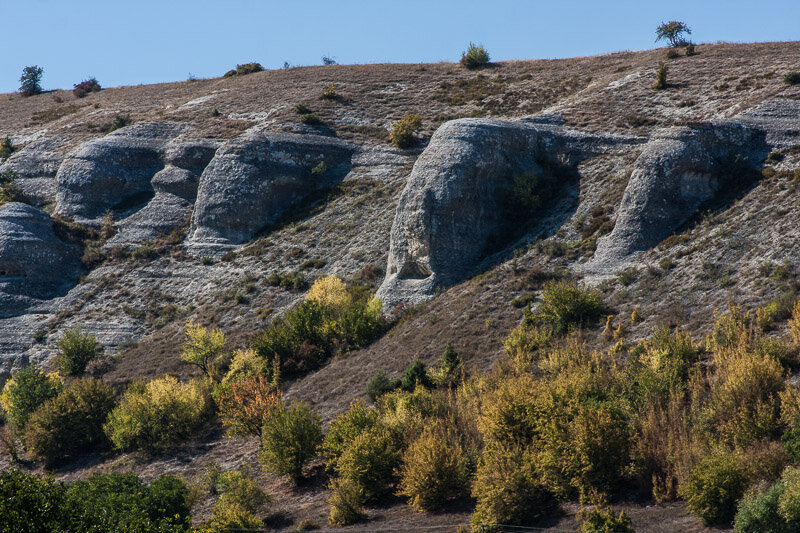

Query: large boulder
[0,136,69,205]
[54,122,190,222]
[188,131,354,246]
[0,202,81,316]
[376,118,643,307]
[591,121,768,267]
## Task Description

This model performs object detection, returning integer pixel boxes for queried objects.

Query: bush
[471,446,556,530]
[389,112,422,148]
[685,43,696,56]
[294,103,312,114]
[19,65,43,96]
[398,420,469,511]
[0,470,67,531]
[214,375,282,437]
[54,327,101,376]
[0,169,25,205]
[534,279,605,334]
[180,321,228,378]
[301,113,322,125]
[322,400,379,472]
[23,378,116,466]
[734,482,786,533]
[64,473,190,531]
[103,376,212,452]
[223,348,266,384]
[319,83,338,100]
[783,72,800,85]
[73,77,101,98]
[366,370,400,402]
[311,160,327,177]
[259,401,323,484]
[401,359,432,392]
[0,137,14,159]
[328,477,366,526]
[655,21,692,47]
[0,364,62,430]
[460,42,490,69]
[335,425,402,500]
[681,452,748,526]
[107,114,131,132]
[208,469,269,530]
[578,506,634,533]
[654,62,668,90]
[223,62,264,78]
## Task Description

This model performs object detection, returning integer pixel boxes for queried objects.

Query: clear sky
[1,0,798,94]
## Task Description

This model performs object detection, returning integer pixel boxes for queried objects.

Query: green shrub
[259,401,323,484]
[654,62,668,89]
[223,62,264,78]
[294,103,311,114]
[64,473,190,531]
[398,420,469,511]
[0,170,25,205]
[327,477,366,526]
[54,328,101,376]
[389,112,422,148]
[0,137,14,159]
[0,470,67,531]
[301,113,322,125]
[208,469,269,530]
[734,482,787,533]
[322,400,379,472]
[681,452,748,525]
[335,426,402,500]
[402,359,432,392]
[685,43,696,56]
[778,466,800,524]
[311,160,327,177]
[534,279,605,334]
[366,370,400,402]
[19,65,43,96]
[783,72,800,85]
[471,446,556,530]
[107,114,131,132]
[578,506,634,533]
[103,376,212,452]
[0,364,62,431]
[460,42,490,69]
[23,378,116,466]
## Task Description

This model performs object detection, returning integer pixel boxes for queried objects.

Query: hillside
[1,41,800,531]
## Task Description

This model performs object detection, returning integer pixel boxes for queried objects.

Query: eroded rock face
[0,136,69,205]
[189,131,354,246]
[110,139,218,245]
[376,118,643,307]
[55,122,190,222]
[591,122,768,267]
[0,202,81,316]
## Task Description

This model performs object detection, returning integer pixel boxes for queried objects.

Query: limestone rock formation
[189,131,354,246]
[376,118,643,307]
[0,202,81,316]
[54,122,190,222]
[591,122,768,267]
[110,139,218,245]
[0,136,69,205]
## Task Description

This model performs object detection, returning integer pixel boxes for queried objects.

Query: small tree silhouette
[655,21,692,48]
[19,65,43,96]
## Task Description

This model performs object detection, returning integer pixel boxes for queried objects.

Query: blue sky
[1,0,798,94]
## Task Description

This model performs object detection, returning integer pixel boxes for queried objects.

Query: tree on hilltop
[655,21,692,47]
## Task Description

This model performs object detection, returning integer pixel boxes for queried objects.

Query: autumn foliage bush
[213,375,281,437]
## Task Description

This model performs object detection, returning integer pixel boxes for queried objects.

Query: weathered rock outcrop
[188,131,354,246]
[0,202,81,316]
[376,118,643,307]
[0,136,69,205]
[110,139,218,244]
[55,122,190,222]
[591,122,768,267]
